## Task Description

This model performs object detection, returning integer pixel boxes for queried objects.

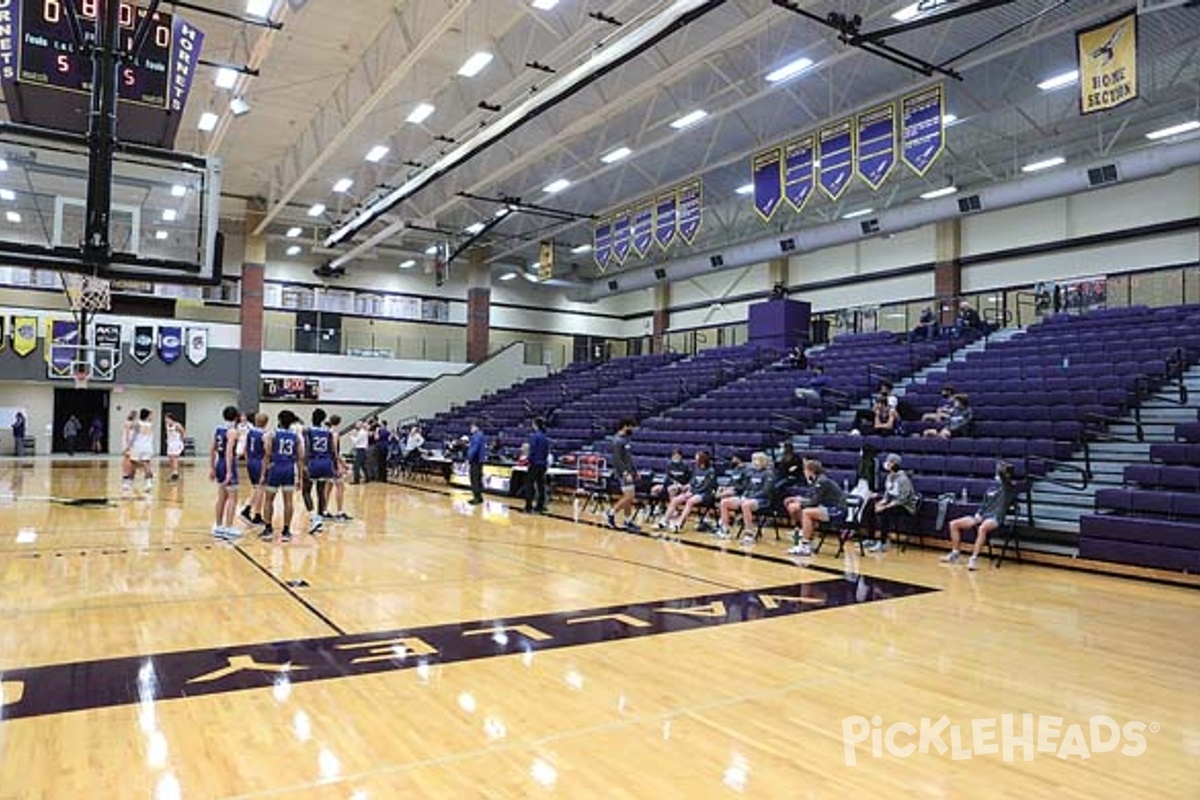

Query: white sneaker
[967,556,979,571]
[715,527,731,539]
[655,518,668,531]
[788,542,812,556]
[741,534,756,546]
[143,479,154,493]
[669,522,681,534]
[941,550,961,563]
[308,516,324,535]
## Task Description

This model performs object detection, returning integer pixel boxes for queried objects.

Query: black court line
[232,544,347,636]
[0,574,935,722]
[398,481,864,580]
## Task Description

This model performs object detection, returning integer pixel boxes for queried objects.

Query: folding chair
[576,455,610,515]
[986,497,1024,568]
[814,496,865,557]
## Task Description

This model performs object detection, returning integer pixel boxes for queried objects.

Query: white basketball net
[63,273,112,313]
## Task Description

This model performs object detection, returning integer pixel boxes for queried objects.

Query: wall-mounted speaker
[1087,164,1119,187]
[859,219,880,235]
[654,268,667,281]
[779,238,796,252]
[957,194,982,213]
[710,255,724,268]
[607,280,619,292]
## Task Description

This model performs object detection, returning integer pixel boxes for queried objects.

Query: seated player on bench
[657,450,716,533]
[785,459,847,557]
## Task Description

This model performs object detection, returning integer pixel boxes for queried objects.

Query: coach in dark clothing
[467,422,487,504]
[525,418,551,513]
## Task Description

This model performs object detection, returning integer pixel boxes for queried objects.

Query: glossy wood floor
[1,458,1198,799]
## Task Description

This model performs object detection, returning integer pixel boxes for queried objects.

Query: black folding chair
[814,496,865,557]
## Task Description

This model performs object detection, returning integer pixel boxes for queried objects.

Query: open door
[52,388,110,454]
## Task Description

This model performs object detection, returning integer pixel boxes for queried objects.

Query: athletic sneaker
[941,550,961,563]
[741,533,756,545]
[714,526,731,540]
[967,555,979,571]
[866,540,889,554]
[669,521,681,534]
[252,515,266,526]
[624,520,642,533]
[280,528,293,542]
[240,507,254,525]
[144,479,154,493]
[259,527,275,542]
[605,512,618,529]
[212,524,226,538]
[121,479,133,496]
[308,516,324,535]
[787,542,813,556]
[334,512,352,522]
[655,518,669,531]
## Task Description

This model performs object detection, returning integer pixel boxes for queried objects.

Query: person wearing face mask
[650,448,692,516]
[942,461,1017,570]
[924,393,973,439]
[864,453,918,553]
[922,385,957,423]
[658,451,716,533]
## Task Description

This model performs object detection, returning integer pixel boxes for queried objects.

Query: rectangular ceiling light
[308,203,326,217]
[399,259,416,269]
[6,211,20,223]
[155,230,169,240]
[531,0,559,8]
[170,184,187,197]
[543,178,570,194]
[734,183,754,195]
[365,145,389,163]
[0,189,14,202]
[214,67,238,89]
[601,146,631,164]
[286,226,302,238]
[892,3,921,22]
[246,0,273,17]
[920,186,957,199]
[571,243,592,254]
[333,178,354,193]
[499,271,518,280]
[1021,156,1066,173]
[670,109,708,129]
[842,207,874,219]
[1146,120,1200,140]
[765,56,813,83]
[942,113,959,126]
[1037,69,1079,92]
[197,112,219,131]
[286,245,302,256]
[162,209,177,222]
[406,102,435,124]
[458,52,494,78]
[464,222,485,235]
[425,245,439,255]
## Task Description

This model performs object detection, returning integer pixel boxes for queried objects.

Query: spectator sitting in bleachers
[650,448,692,509]
[794,365,827,404]
[923,394,973,439]
[775,441,804,488]
[872,395,900,436]
[715,451,773,545]
[787,345,808,370]
[910,306,937,341]
[785,459,847,557]
[657,451,717,533]
[921,385,957,423]
[863,453,918,553]
[942,461,1016,571]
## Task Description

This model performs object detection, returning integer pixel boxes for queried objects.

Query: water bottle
[960,486,968,503]
[1061,355,1069,371]
[843,478,849,492]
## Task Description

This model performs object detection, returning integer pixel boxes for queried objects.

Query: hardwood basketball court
[1,459,1196,798]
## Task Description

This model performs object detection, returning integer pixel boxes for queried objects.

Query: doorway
[160,402,187,457]
[52,388,111,454]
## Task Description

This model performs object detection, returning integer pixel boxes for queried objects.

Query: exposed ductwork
[323,0,727,254]
[571,136,1200,302]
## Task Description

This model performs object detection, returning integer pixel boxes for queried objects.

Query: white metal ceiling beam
[252,0,474,236]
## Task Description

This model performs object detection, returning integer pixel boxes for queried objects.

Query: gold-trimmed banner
[1077,11,1137,116]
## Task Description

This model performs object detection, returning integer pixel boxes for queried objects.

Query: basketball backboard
[0,123,223,284]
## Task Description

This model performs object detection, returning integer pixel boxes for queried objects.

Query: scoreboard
[0,0,205,148]
[261,378,322,403]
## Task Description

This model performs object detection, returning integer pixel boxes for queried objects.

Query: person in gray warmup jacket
[942,461,1017,570]
[606,418,640,532]
[658,450,716,533]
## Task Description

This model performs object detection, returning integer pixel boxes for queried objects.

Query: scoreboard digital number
[0,0,204,146]
[261,378,322,403]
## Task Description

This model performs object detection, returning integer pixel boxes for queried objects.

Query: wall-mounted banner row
[594,177,703,272]
[751,85,945,222]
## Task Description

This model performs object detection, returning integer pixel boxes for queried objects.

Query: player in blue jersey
[240,412,269,527]
[210,405,241,539]
[261,409,304,543]
[305,409,334,534]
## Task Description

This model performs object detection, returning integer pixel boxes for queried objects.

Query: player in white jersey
[165,413,186,482]
[124,408,156,494]
[119,410,137,495]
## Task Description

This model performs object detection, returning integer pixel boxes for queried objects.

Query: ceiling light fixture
[499,271,518,280]
[531,0,559,8]
[162,209,177,222]
[1146,120,1200,140]
[155,230,169,240]
[1037,69,1079,92]
[308,203,326,217]
[464,222,485,235]
[406,102,435,124]
[458,52,494,78]
[601,146,631,164]
[543,178,570,194]
[0,189,14,202]
[425,245,439,255]
[365,145,389,163]
[6,211,21,223]
[1021,156,1066,173]
[571,243,592,254]
[942,113,959,126]
[214,67,238,89]
[333,178,353,193]
[229,97,251,116]
[920,186,958,200]
[286,245,302,256]
[842,208,874,219]
[170,184,187,197]
[765,56,814,83]
[246,0,273,17]
[399,259,416,269]
[286,226,302,238]
[670,109,708,130]
[891,2,922,22]
[734,183,754,195]
[197,112,219,131]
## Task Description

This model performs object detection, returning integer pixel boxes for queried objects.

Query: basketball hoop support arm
[82,0,123,280]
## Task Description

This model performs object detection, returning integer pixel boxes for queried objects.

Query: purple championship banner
[818,119,854,201]
[752,147,783,222]
[677,179,702,245]
[855,103,897,191]
[47,320,79,377]
[655,191,678,251]
[631,203,654,258]
[593,220,612,271]
[901,84,945,177]
[784,135,816,213]
[611,211,632,264]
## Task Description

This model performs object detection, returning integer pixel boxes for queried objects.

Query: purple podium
[748,298,811,350]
